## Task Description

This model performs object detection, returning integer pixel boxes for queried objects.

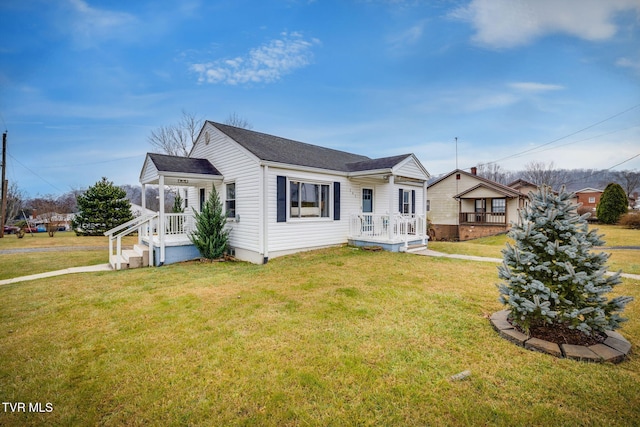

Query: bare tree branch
[148,110,204,157]
[224,112,253,130]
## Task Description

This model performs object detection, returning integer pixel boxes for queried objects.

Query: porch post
[388,175,395,240]
[159,175,165,265]
[141,183,146,211]
[140,183,146,245]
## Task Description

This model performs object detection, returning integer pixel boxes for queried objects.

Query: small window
[427,200,430,212]
[492,198,506,213]
[290,180,330,218]
[588,197,595,204]
[402,190,411,214]
[199,188,206,212]
[225,183,236,218]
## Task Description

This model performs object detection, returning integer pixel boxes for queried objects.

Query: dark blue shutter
[398,188,403,213]
[277,176,286,222]
[333,182,340,220]
[411,190,416,214]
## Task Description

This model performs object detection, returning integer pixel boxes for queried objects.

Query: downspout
[158,174,165,266]
[423,180,428,245]
[262,164,269,264]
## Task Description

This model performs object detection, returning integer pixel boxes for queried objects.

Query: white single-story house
[107,122,431,268]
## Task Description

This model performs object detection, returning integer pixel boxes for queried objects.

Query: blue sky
[1,0,639,197]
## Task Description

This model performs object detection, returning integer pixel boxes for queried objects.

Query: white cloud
[62,0,138,48]
[451,0,640,49]
[508,82,565,92]
[388,21,427,49]
[616,57,640,73]
[190,33,320,85]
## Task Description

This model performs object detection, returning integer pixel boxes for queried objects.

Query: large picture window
[290,181,330,218]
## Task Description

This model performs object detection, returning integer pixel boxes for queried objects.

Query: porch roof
[454,183,522,199]
[140,153,223,185]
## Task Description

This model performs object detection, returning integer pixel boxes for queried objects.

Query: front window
[492,198,506,213]
[402,190,411,214]
[225,183,236,218]
[290,181,330,218]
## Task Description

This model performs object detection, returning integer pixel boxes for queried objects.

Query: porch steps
[405,244,428,253]
[110,244,150,270]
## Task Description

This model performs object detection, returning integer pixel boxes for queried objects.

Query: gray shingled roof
[148,153,221,176]
[210,122,405,172]
[346,154,413,172]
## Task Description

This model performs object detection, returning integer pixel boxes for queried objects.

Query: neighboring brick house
[427,168,528,241]
[574,188,603,208]
[572,187,603,219]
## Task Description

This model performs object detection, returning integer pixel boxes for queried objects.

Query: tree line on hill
[472,161,639,202]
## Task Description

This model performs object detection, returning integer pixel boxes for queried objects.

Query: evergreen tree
[172,192,184,213]
[498,186,633,335]
[73,177,134,236]
[189,187,229,259]
[596,182,628,224]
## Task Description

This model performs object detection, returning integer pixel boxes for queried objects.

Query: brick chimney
[471,167,477,175]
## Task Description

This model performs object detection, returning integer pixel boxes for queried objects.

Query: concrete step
[122,249,143,269]
[406,244,428,253]
[133,244,149,267]
[109,255,129,270]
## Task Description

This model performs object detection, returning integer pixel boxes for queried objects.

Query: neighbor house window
[225,183,236,219]
[290,181,330,218]
[588,197,596,204]
[492,198,506,213]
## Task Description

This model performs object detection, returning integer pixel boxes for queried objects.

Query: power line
[481,103,640,167]
[8,153,63,193]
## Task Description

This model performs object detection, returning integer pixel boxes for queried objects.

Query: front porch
[348,213,428,252]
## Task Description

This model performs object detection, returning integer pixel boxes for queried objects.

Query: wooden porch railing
[459,212,506,225]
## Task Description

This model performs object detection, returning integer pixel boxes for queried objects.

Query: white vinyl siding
[190,124,262,253]
[267,167,354,253]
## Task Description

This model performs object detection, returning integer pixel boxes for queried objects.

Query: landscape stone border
[490,310,631,363]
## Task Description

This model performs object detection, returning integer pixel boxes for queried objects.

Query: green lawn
[0,232,138,280]
[429,224,640,274]
[0,245,639,426]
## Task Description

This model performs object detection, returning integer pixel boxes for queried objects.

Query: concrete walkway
[413,248,640,281]
[2,249,639,287]
[0,264,112,286]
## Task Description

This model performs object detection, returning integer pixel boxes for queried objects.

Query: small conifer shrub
[497,186,633,335]
[189,187,230,260]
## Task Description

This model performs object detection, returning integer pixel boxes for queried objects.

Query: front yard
[0,228,639,425]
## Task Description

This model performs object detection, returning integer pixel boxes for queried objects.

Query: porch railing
[350,213,427,247]
[104,213,158,270]
[164,213,195,235]
[459,212,506,225]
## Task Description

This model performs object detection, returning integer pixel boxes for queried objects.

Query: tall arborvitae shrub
[189,187,229,260]
[596,182,628,224]
[498,186,633,335]
[73,177,134,236]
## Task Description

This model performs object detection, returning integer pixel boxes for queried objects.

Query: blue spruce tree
[498,186,632,335]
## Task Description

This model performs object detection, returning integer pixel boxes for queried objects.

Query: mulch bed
[511,319,606,346]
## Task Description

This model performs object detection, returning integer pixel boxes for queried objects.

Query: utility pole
[1,131,7,238]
